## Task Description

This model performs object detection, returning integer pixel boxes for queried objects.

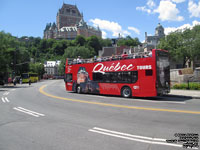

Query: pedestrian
[121,52,128,59]
[13,77,16,86]
[20,77,22,84]
[77,56,82,64]
[149,49,152,57]
[29,79,31,86]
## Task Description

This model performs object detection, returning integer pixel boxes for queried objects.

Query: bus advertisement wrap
[65,49,170,98]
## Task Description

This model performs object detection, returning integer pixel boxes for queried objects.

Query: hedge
[172,82,200,90]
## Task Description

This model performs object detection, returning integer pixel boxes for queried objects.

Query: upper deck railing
[67,51,153,65]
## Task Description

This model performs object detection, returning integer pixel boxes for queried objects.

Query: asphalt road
[0,80,199,150]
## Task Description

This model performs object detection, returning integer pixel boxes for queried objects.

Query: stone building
[44,3,102,40]
[145,23,165,48]
[44,61,61,78]
[133,23,165,53]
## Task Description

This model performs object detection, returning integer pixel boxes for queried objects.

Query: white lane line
[13,107,39,117]
[88,127,197,149]
[1,97,6,103]
[4,97,10,102]
[17,107,45,116]
[13,107,45,117]
[93,127,166,141]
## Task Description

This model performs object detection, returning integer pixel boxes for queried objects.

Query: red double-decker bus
[64,49,170,97]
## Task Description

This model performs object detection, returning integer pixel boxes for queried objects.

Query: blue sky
[0,0,200,42]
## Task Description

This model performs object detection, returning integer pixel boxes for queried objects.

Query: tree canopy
[157,25,200,68]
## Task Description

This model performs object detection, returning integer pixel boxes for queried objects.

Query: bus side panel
[132,57,157,97]
[98,83,121,95]
[137,68,157,97]
[65,82,73,91]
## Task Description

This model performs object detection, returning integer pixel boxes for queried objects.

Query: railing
[67,51,152,65]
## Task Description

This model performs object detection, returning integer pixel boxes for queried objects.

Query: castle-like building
[145,23,165,48]
[44,3,102,40]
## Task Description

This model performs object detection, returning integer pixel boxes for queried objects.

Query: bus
[21,73,38,83]
[64,49,170,97]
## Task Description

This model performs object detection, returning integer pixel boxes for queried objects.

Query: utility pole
[13,47,17,79]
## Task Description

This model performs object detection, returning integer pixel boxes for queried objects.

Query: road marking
[89,127,197,149]
[13,107,45,117]
[39,85,200,115]
[1,97,6,103]
[4,97,9,102]
[3,92,9,95]
[1,97,9,103]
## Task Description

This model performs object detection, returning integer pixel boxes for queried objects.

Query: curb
[165,94,200,99]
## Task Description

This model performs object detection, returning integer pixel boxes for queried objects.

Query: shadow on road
[69,92,193,102]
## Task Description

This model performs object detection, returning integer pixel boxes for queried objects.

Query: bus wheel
[77,86,82,94]
[121,87,132,98]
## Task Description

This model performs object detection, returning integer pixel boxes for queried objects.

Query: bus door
[65,73,73,91]
[156,50,170,95]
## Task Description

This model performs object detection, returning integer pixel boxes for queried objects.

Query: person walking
[28,79,31,86]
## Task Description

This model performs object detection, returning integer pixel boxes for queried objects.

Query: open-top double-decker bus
[64,49,170,97]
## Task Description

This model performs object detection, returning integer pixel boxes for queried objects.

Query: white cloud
[136,6,152,14]
[128,27,140,35]
[147,0,156,8]
[154,0,184,21]
[90,18,131,37]
[102,31,107,39]
[171,0,186,3]
[165,20,200,35]
[188,0,200,18]
[136,0,156,14]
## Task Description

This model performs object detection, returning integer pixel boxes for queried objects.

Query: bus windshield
[21,73,29,79]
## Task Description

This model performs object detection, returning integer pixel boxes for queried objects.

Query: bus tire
[121,86,132,98]
[77,85,82,94]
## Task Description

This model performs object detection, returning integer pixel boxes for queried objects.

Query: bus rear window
[65,74,72,82]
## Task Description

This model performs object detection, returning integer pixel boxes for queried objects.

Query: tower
[155,23,165,37]
[56,3,82,30]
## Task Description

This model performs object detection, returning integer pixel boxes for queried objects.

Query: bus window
[145,70,153,76]
[93,71,138,83]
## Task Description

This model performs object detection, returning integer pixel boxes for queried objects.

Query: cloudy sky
[0,0,200,41]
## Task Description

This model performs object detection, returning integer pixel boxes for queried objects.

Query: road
[0,80,199,150]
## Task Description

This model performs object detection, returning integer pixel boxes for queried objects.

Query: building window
[72,10,76,14]
[66,9,70,13]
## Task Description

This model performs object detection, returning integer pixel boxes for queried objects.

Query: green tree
[158,25,200,68]
[29,63,45,79]
[64,46,95,59]
[86,36,101,55]
[117,36,140,47]
[75,35,86,46]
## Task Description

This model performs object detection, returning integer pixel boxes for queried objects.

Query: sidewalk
[169,89,200,99]
[0,83,30,88]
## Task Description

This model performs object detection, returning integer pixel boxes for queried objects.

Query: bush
[172,82,200,90]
